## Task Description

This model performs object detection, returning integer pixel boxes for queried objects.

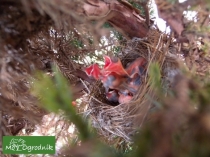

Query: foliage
[148,63,162,92]
[31,67,92,141]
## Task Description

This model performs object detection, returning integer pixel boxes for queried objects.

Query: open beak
[85,63,101,80]
[103,55,128,76]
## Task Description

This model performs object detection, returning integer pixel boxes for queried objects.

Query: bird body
[101,72,128,92]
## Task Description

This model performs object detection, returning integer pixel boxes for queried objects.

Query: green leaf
[148,62,162,91]
[31,67,92,141]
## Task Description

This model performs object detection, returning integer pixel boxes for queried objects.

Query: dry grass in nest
[86,29,180,142]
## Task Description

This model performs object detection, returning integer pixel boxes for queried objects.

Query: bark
[80,0,150,38]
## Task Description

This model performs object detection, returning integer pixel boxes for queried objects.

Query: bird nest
[86,29,180,142]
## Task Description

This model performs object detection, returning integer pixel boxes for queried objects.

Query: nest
[86,29,180,142]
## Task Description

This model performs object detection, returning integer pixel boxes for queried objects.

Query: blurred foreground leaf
[31,67,92,141]
[148,62,162,92]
